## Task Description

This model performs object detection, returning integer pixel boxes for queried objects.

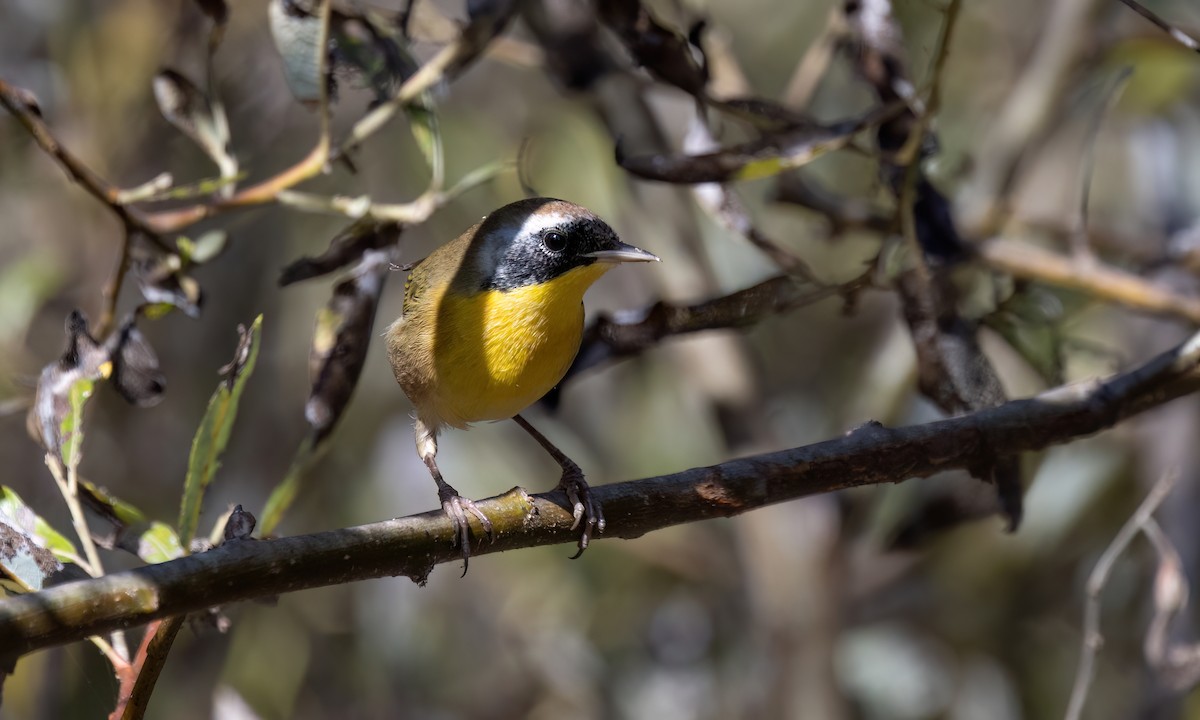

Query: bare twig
[1070,67,1133,258]
[774,177,1200,325]
[7,326,1200,658]
[0,79,164,243]
[111,617,184,720]
[1116,0,1200,54]
[1141,517,1200,692]
[782,6,844,110]
[979,238,1200,324]
[960,0,1102,233]
[1064,470,1178,720]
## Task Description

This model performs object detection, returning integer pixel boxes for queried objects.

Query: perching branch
[6,326,1200,659]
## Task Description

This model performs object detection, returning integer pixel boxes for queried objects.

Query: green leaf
[259,392,324,535]
[80,479,148,528]
[406,101,443,188]
[188,230,229,264]
[138,521,185,564]
[0,486,78,564]
[59,377,95,469]
[141,302,177,320]
[177,316,263,549]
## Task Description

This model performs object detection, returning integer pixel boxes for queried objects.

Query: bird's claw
[559,469,604,559]
[439,488,494,576]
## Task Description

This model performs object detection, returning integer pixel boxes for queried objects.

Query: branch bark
[4,328,1200,659]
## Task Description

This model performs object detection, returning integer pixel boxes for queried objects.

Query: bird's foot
[438,483,494,576]
[557,467,605,559]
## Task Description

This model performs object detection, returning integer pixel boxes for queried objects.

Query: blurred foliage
[4,0,1200,719]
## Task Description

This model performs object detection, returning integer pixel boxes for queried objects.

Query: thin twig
[45,453,130,662]
[1064,469,1178,720]
[1070,67,1133,258]
[0,79,165,245]
[1116,0,1200,54]
[979,237,1200,324]
[111,617,184,720]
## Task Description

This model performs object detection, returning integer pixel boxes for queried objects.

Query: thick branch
[4,329,1200,658]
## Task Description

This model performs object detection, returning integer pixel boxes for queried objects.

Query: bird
[385,197,659,570]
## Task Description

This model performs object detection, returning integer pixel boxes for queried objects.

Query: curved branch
[4,328,1200,659]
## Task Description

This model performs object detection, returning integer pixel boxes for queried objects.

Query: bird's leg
[512,414,605,558]
[415,420,493,574]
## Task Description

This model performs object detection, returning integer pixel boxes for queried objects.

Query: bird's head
[464,197,658,292]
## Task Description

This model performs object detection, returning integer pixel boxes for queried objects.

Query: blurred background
[4,0,1200,718]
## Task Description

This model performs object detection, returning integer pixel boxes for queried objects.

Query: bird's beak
[586,242,660,264]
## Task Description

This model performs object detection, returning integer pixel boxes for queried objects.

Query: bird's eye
[542,231,567,252]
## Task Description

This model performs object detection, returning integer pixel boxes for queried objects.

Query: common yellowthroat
[386,197,659,567]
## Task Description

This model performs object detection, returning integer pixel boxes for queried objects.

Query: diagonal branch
[0,79,162,242]
[4,327,1200,659]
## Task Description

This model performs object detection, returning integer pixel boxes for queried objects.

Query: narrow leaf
[406,101,443,188]
[59,378,94,469]
[152,69,231,169]
[305,251,391,440]
[177,316,262,549]
[79,479,148,528]
[268,0,332,108]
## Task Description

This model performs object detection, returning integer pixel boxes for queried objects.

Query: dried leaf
[328,7,419,105]
[135,252,203,318]
[984,288,1066,386]
[279,220,400,286]
[268,0,332,108]
[107,317,166,408]
[152,70,232,171]
[29,312,110,458]
[0,517,63,592]
[597,0,708,97]
[0,486,77,564]
[896,270,1023,529]
[177,316,262,549]
[617,110,884,184]
[306,250,392,440]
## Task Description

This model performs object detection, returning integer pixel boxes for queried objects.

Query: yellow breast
[427,263,611,426]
